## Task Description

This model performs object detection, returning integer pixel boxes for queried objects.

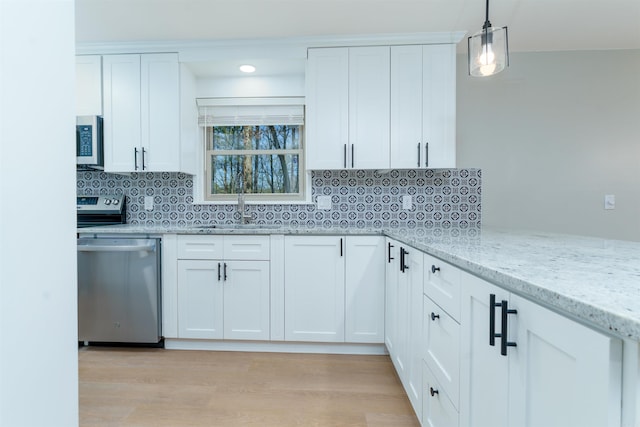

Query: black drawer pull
[429,387,439,397]
[430,312,440,321]
[431,265,440,274]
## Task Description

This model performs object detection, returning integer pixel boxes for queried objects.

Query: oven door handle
[77,242,156,253]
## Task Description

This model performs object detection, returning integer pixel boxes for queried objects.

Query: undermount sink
[193,224,281,231]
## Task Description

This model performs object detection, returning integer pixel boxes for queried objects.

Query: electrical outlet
[144,196,154,211]
[317,195,332,210]
[402,195,412,210]
[604,194,615,210]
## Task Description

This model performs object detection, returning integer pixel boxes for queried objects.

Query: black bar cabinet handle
[217,262,221,281]
[134,148,139,170]
[223,263,228,281]
[387,242,394,263]
[500,300,518,356]
[417,142,421,167]
[142,147,146,170]
[402,248,409,272]
[425,142,429,167]
[399,247,404,273]
[340,238,343,257]
[489,294,501,346]
[343,144,347,168]
[351,144,354,168]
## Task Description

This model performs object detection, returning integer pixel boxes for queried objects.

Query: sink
[192,224,282,231]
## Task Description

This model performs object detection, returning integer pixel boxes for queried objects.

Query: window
[198,98,305,202]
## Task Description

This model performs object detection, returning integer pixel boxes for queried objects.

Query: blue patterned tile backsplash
[76,169,481,230]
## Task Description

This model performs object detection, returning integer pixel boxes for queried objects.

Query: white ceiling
[75,0,640,76]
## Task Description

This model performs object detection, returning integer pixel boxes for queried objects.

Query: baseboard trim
[164,339,388,355]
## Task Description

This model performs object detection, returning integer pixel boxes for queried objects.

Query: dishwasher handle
[77,241,156,253]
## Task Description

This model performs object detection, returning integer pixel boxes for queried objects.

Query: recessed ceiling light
[239,64,256,73]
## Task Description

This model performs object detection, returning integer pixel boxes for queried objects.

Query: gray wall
[456,49,640,241]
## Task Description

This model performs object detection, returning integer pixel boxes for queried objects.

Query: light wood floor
[79,347,420,427]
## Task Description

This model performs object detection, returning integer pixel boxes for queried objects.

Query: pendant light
[467,0,509,77]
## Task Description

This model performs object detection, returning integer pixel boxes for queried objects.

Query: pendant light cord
[484,0,492,29]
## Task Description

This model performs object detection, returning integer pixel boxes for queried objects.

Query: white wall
[0,1,78,426]
[456,49,640,241]
[196,74,305,98]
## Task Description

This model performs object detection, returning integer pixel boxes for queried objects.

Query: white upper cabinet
[390,44,456,169]
[348,46,390,169]
[75,55,103,116]
[306,46,390,170]
[307,43,455,170]
[103,53,194,173]
[306,48,348,170]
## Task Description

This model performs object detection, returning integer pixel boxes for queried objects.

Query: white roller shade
[197,97,305,126]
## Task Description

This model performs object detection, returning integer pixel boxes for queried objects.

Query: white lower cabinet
[386,241,424,419]
[460,271,622,427]
[345,236,386,343]
[283,235,385,343]
[176,235,270,341]
[423,361,460,427]
[284,236,345,342]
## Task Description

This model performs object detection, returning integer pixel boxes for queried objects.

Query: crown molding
[75,31,467,60]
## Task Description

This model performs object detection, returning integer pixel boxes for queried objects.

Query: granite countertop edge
[78,224,640,342]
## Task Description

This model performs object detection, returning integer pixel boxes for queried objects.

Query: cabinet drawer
[177,235,224,259]
[424,254,461,321]
[423,362,459,427]
[424,295,460,408]
[223,236,270,260]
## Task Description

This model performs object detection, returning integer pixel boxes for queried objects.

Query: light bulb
[477,43,497,76]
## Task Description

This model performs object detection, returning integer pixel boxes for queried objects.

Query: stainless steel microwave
[76,115,103,168]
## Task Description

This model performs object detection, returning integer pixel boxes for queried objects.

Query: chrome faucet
[236,171,252,225]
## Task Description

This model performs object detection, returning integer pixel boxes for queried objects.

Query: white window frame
[196,97,309,204]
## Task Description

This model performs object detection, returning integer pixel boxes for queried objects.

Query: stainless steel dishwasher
[77,236,162,344]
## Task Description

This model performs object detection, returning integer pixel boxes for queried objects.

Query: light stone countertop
[78,224,640,341]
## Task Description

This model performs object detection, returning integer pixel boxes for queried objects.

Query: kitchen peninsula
[78,223,640,427]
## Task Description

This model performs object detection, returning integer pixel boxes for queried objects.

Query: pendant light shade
[467,0,509,77]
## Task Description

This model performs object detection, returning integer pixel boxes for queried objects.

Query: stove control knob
[104,199,111,205]
[112,199,120,205]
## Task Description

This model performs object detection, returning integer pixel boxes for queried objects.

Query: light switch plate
[144,196,154,211]
[317,195,332,210]
[604,194,615,210]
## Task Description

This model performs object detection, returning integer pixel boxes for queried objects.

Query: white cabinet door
[404,246,424,418]
[76,55,102,116]
[422,44,456,168]
[177,260,224,339]
[103,54,141,172]
[460,273,510,427]
[140,53,180,172]
[223,260,270,341]
[460,271,622,427]
[306,48,349,170]
[348,46,390,169]
[103,53,181,173]
[390,45,423,169]
[385,239,401,358]
[390,44,456,169]
[508,294,622,427]
[345,236,385,343]
[284,236,345,342]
